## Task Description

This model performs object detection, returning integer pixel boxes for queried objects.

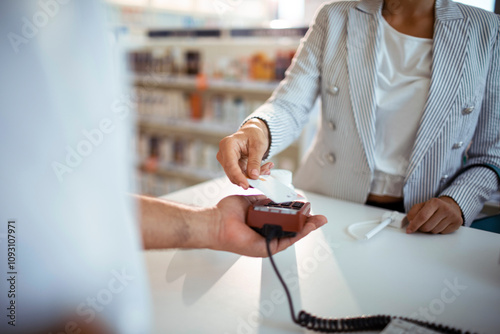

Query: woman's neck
[382,0,435,38]
[383,0,435,18]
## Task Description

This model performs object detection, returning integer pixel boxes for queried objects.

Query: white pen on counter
[364,217,393,240]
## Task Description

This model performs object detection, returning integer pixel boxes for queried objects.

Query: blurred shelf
[138,115,300,152]
[147,27,308,39]
[133,74,279,96]
[138,115,237,142]
[143,164,223,183]
[131,35,311,196]
[122,37,302,55]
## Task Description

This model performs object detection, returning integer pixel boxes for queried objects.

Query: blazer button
[329,85,339,95]
[328,121,336,131]
[327,153,336,164]
[452,141,464,149]
[462,106,474,115]
[441,175,449,181]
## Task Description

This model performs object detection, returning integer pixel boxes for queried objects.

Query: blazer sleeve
[439,17,500,226]
[243,4,328,159]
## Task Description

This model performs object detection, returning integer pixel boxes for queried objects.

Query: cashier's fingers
[246,138,268,180]
[260,162,274,176]
[406,197,462,234]
[218,119,270,189]
[407,200,438,233]
[432,219,453,234]
[406,202,425,223]
[217,137,250,188]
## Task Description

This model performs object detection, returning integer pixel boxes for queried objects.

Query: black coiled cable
[296,312,390,332]
[264,233,473,334]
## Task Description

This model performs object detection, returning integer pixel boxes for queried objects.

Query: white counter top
[144,178,500,334]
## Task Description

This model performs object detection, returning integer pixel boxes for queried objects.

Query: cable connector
[262,224,284,241]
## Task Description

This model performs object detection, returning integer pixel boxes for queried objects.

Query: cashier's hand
[210,195,327,257]
[217,118,273,189]
[406,197,463,234]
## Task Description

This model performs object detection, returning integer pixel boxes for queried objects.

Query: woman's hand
[406,197,463,234]
[217,119,272,189]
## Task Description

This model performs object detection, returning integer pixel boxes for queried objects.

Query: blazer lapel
[406,0,470,181]
[347,1,382,172]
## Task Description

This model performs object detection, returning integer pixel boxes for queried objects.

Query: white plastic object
[347,211,407,240]
[383,211,407,228]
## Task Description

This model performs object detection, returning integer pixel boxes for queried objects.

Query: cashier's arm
[136,195,327,257]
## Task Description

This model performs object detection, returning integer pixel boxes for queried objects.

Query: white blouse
[370,17,433,197]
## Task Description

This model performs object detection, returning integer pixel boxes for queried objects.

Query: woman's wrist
[241,118,271,158]
[438,196,464,224]
[243,118,269,137]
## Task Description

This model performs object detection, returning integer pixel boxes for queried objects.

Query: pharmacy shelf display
[129,31,309,196]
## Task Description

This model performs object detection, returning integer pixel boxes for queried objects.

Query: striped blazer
[248,0,500,226]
